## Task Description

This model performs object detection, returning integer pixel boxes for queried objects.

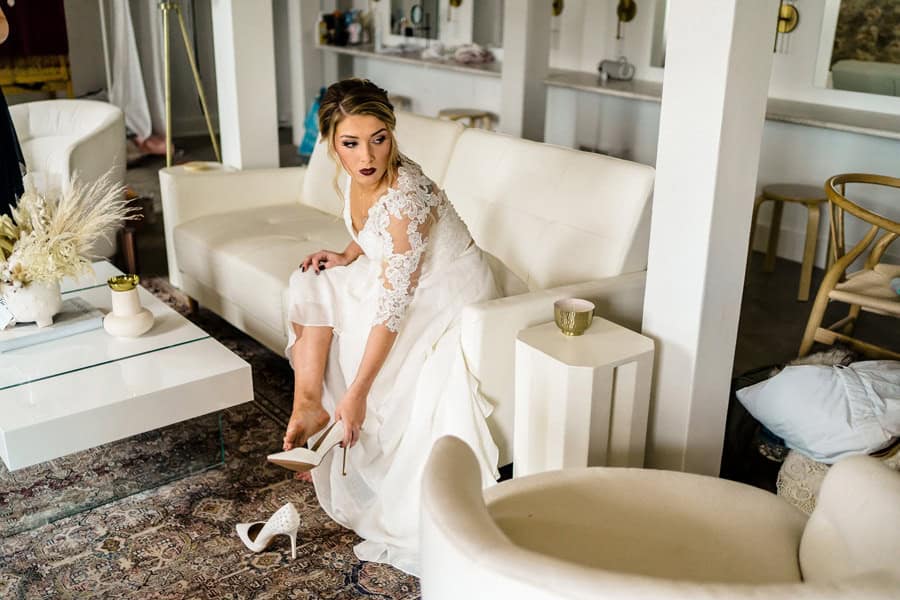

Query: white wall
[64,0,107,98]
[273,0,293,127]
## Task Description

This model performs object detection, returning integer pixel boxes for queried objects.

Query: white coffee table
[0,262,253,471]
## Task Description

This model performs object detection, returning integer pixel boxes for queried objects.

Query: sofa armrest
[460,271,647,466]
[160,165,307,288]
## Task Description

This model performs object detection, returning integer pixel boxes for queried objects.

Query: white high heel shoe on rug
[267,421,348,476]
[235,502,300,558]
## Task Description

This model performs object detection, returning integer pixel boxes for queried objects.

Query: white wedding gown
[285,155,500,575]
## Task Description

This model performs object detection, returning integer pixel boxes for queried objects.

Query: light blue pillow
[736,362,900,463]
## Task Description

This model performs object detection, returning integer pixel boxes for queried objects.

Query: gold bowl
[554,298,595,336]
[108,274,140,292]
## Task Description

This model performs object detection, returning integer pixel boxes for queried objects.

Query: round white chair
[9,99,126,258]
[421,436,900,599]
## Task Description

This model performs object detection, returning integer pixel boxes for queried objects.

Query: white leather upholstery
[174,204,349,337]
[9,99,126,258]
[160,111,654,466]
[443,129,655,290]
[421,436,900,599]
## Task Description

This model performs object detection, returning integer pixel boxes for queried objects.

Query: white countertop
[545,68,900,141]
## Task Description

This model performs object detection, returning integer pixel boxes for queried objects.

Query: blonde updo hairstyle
[318,78,400,199]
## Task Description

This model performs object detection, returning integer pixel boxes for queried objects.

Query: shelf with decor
[316,43,501,79]
[545,68,900,142]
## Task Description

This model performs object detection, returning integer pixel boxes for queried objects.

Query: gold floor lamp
[159,1,220,168]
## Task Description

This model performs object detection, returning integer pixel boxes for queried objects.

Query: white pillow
[736,361,900,463]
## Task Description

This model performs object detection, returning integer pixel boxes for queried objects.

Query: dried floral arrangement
[0,173,135,287]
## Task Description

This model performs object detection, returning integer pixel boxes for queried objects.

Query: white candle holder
[103,274,154,338]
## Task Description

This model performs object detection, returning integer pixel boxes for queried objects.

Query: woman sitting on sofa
[269,78,499,575]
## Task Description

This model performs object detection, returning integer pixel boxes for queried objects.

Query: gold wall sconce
[777,2,799,33]
[449,0,462,8]
[616,0,637,40]
[552,0,564,17]
[774,0,799,53]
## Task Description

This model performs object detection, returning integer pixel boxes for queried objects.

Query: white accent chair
[421,436,900,599]
[9,99,126,258]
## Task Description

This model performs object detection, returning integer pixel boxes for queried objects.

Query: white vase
[103,278,154,338]
[0,280,63,328]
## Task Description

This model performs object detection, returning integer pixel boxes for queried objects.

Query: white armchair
[9,99,126,258]
[421,436,900,599]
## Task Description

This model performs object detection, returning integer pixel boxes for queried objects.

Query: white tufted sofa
[9,99,126,258]
[159,111,655,465]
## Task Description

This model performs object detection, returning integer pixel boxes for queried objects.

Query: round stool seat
[389,95,412,111]
[762,184,826,204]
[749,183,830,302]
[438,108,498,130]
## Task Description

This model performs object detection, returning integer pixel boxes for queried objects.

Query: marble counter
[544,68,900,141]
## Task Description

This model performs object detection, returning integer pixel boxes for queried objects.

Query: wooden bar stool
[389,95,412,111]
[748,184,828,301]
[438,108,498,131]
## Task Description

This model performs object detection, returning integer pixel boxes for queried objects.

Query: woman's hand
[334,387,367,448]
[300,250,350,274]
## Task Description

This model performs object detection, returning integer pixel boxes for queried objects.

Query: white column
[288,0,325,147]
[211,0,279,169]
[642,0,779,475]
[500,0,550,140]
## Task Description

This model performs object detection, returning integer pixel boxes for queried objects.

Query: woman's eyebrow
[368,128,387,138]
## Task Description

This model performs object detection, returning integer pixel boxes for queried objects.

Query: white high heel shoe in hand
[235,502,300,559]
[267,421,348,476]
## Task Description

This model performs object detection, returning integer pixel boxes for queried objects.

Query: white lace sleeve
[372,177,436,333]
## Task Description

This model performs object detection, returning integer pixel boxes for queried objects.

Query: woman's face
[333,114,392,186]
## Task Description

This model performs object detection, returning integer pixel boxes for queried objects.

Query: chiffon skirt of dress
[284,244,500,576]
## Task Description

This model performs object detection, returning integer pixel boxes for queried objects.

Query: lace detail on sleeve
[372,163,438,332]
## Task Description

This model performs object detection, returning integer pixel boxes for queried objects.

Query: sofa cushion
[174,204,351,334]
[300,110,465,218]
[444,129,655,291]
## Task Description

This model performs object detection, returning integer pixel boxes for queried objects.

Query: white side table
[514,318,654,477]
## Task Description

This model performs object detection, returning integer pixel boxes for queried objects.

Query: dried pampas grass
[0,171,139,286]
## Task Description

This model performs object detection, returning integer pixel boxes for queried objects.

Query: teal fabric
[298,88,325,159]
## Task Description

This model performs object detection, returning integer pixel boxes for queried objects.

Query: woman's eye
[342,141,357,148]
[373,136,386,144]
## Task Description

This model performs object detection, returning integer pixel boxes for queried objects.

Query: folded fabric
[736,361,900,463]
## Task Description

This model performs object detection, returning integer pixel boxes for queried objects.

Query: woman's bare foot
[294,471,313,483]
[283,402,329,451]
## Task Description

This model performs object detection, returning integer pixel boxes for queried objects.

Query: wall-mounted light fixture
[616,0,637,40]
[774,0,799,53]
[552,0,564,17]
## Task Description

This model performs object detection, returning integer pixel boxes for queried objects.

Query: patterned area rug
[0,278,421,599]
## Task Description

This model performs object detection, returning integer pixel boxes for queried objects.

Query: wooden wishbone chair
[799,173,900,359]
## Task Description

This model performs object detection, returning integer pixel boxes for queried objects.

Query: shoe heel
[341,445,348,477]
[289,531,297,559]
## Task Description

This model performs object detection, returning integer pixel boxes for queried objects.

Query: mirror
[390,0,439,40]
[815,0,900,97]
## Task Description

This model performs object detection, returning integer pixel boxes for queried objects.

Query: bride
[272,78,499,575]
